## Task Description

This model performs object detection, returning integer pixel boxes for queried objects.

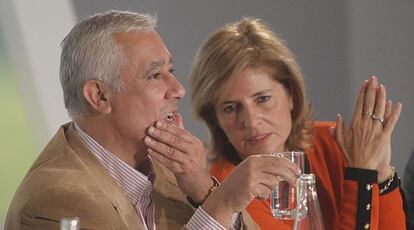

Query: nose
[239,104,258,129]
[166,75,186,100]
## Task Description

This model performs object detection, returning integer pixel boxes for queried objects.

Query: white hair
[60,10,157,118]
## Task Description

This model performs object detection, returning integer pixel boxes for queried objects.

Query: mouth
[165,111,178,124]
[246,133,271,144]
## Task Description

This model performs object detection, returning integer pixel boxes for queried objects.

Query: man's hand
[144,115,301,228]
[144,114,213,203]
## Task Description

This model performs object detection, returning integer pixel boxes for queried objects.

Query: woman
[189,18,406,229]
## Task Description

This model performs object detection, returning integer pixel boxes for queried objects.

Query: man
[5,10,300,230]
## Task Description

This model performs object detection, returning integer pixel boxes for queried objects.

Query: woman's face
[215,66,293,159]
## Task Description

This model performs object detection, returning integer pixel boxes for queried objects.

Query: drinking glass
[270,151,305,219]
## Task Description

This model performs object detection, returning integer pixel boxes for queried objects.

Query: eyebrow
[151,56,172,68]
[220,89,272,105]
[145,56,173,75]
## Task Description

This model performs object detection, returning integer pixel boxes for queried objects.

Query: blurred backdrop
[0,0,413,228]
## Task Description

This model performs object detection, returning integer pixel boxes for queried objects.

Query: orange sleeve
[340,179,359,229]
[378,182,407,229]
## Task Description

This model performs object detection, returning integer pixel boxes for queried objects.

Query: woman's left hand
[335,76,402,182]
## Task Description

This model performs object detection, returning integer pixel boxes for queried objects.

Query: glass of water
[270,151,305,219]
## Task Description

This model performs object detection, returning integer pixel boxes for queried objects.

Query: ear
[282,81,294,111]
[289,95,294,111]
[83,80,112,114]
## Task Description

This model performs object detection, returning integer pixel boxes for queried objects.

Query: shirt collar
[74,122,154,206]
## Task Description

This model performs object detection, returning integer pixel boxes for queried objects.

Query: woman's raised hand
[335,76,402,182]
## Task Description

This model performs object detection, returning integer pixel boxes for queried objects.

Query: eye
[149,73,161,79]
[169,68,176,74]
[256,95,270,103]
[223,104,239,113]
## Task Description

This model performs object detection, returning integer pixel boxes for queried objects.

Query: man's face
[108,31,185,154]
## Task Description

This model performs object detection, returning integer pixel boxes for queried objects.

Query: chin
[253,145,282,154]
[239,151,272,160]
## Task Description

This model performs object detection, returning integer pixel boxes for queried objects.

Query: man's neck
[75,117,147,168]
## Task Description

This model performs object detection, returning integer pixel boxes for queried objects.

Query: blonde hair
[190,18,313,164]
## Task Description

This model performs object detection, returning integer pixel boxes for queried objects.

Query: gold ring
[364,110,373,117]
[371,114,384,124]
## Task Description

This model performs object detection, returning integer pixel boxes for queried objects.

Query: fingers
[352,79,368,121]
[372,84,386,125]
[144,135,187,164]
[175,113,185,129]
[147,126,188,154]
[144,116,207,175]
[232,156,299,201]
[335,114,344,143]
[383,102,402,135]
[384,100,392,119]
[154,119,193,143]
[253,173,283,197]
[250,155,300,186]
[335,114,350,162]
[276,157,302,177]
[260,155,301,174]
[363,76,379,119]
[255,183,274,200]
[337,76,400,171]
[148,148,183,173]
[352,77,388,128]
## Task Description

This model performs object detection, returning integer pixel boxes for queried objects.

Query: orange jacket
[210,122,406,230]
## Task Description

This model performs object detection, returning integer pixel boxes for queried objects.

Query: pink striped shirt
[75,123,231,230]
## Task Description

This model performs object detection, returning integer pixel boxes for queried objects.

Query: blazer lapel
[151,160,194,228]
[65,123,144,229]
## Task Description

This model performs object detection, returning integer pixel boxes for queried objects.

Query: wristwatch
[186,176,220,208]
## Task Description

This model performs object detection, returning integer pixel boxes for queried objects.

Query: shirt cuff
[186,207,226,230]
[231,213,241,230]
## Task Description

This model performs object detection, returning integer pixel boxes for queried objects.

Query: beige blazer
[5,123,257,230]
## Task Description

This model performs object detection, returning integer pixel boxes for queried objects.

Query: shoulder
[311,121,337,145]
[6,126,119,229]
[26,184,113,214]
[306,121,342,158]
[313,121,336,134]
[6,182,117,229]
[306,121,345,165]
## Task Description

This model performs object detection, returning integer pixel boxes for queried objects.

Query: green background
[0,61,36,223]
